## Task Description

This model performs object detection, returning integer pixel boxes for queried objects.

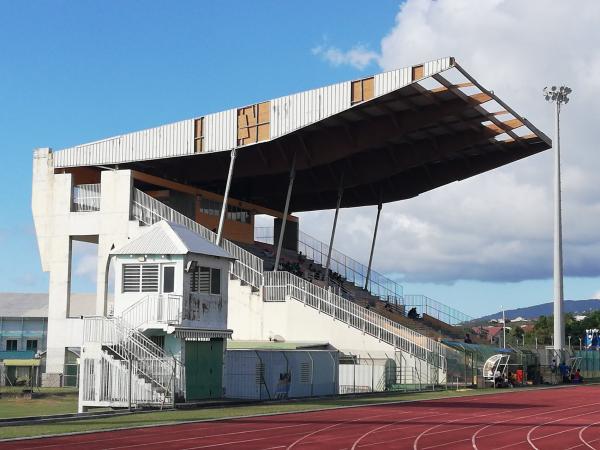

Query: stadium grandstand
[31,56,551,409]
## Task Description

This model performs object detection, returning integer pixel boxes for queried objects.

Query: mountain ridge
[477,299,600,322]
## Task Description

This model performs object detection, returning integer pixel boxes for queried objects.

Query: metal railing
[81,351,169,408]
[83,316,184,397]
[256,227,472,325]
[121,294,183,330]
[131,189,264,289]
[72,183,101,212]
[263,271,446,368]
[403,295,473,326]
[256,227,402,302]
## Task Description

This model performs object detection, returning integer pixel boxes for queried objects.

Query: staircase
[80,313,184,409]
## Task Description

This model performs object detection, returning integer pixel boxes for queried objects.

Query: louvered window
[122,264,159,293]
[190,266,221,295]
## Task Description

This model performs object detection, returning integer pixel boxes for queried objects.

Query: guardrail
[131,189,264,289]
[83,316,183,395]
[264,271,445,368]
[121,294,183,330]
[256,227,402,302]
[72,183,101,212]
[256,227,472,325]
[403,295,473,326]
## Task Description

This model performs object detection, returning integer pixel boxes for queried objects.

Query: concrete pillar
[96,170,133,316]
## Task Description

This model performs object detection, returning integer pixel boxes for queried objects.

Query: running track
[2,385,600,449]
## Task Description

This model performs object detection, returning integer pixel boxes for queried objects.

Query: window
[6,340,17,351]
[26,340,38,352]
[190,266,221,295]
[211,268,221,295]
[163,266,175,293]
[122,264,159,293]
[200,199,251,224]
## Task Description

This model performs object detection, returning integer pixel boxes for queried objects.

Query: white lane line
[471,400,600,450]
[578,420,600,449]
[350,412,443,450]
[567,437,600,450]
[413,405,525,450]
[526,410,596,450]
[102,423,313,450]
[285,408,419,449]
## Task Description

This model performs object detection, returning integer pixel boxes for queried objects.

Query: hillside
[476,299,600,322]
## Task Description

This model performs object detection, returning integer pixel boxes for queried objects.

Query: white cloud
[308,0,600,284]
[312,44,379,70]
[72,240,98,283]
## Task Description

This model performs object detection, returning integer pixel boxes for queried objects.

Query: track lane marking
[578,420,600,449]
[350,412,443,450]
[285,408,420,449]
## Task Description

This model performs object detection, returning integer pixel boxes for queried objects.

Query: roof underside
[57,59,551,212]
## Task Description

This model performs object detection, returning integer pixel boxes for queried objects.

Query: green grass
[0,388,504,440]
[0,386,78,395]
[0,395,78,420]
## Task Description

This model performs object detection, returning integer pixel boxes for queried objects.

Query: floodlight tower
[543,85,572,358]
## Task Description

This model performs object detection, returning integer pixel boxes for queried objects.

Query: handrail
[131,189,264,289]
[256,227,402,301]
[263,271,446,369]
[72,183,101,212]
[403,295,473,326]
[83,316,184,395]
[255,226,472,325]
[121,294,183,329]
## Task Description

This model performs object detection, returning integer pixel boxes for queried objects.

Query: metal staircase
[81,311,184,409]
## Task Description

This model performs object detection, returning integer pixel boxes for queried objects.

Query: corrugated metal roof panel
[54,119,194,167]
[112,221,235,259]
[203,109,236,152]
[52,57,456,167]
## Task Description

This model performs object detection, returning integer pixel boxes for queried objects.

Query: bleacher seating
[241,239,476,342]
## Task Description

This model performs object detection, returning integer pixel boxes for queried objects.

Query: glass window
[210,268,221,295]
[163,266,175,293]
[26,340,38,352]
[6,340,17,351]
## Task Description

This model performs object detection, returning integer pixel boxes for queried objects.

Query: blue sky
[1,1,599,318]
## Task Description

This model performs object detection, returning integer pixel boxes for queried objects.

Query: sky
[1,0,599,317]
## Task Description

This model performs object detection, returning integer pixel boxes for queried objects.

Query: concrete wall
[228,281,398,358]
[32,151,135,378]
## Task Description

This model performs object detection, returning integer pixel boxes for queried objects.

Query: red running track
[2,385,600,450]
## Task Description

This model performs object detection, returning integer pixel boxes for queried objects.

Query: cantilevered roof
[51,57,551,212]
[112,221,234,259]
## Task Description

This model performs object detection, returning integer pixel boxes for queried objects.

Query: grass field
[0,388,505,440]
[0,394,78,420]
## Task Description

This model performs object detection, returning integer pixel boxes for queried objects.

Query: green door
[185,339,224,400]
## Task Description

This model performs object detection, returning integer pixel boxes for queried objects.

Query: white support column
[324,175,344,288]
[274,153,297,271]
[365,203,382,291]
[216,148,237,246]
[553,99,565,356]
[543,84,571,361]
